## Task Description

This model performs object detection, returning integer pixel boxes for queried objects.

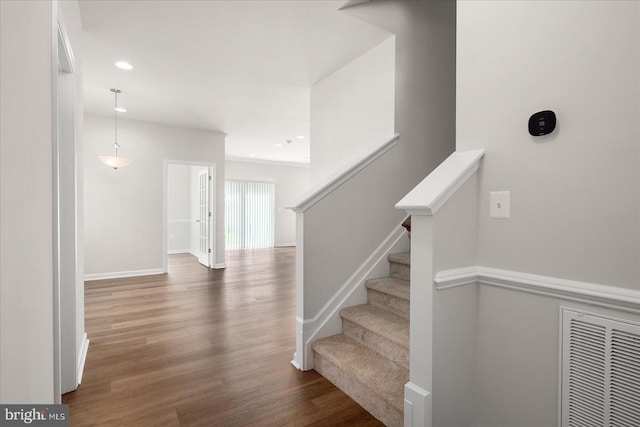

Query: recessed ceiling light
[115,61,133,70]
[114,107,127,113]
[296,135,305,139]
[275,144,283,147]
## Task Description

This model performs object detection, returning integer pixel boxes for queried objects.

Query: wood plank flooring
[63,248,382,426]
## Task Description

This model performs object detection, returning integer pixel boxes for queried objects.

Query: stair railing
[287,133,401,371]
[395,148,485,427]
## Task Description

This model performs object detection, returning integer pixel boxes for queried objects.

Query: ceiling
[79,0,392,164]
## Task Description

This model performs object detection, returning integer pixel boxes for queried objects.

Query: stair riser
[314,352,403,427]
[389,262,410,281]
[342,319,409,370]
[367,290,409,320]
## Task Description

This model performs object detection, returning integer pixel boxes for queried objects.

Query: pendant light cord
[114,89,119,157]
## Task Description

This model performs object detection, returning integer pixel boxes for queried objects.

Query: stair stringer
[296,224,409,371]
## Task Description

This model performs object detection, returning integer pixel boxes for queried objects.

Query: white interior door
[196,169,210,267]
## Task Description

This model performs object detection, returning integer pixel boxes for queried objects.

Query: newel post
[403,213,434,427]
[395,149,485,427]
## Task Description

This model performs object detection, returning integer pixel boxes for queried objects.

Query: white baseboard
[213,263,227,269]
[77,333,89,385]
[275,243,296,248]
[168,249,190,254]
[84,268,165,281]
[404,382,432,427]
[298,225,409,370]
[290,354,301,370]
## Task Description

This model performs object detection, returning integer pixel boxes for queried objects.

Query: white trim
[298,225,407,370]
[433,266,480,290]
[396,149,484,216]
[76,333,89,385]
[339,0,370,10]
[85,268,165,281]
[290,355,301,370]
[168,219,192,223]
[404,382,432,427]
[56,13,75,73]
[226,156,310,168]
[434,266,640,313]
[275,243,296,248]
[212,263,227,269]
[288,134,400,213]
[168,249,190,255]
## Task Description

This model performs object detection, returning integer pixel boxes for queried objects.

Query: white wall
[0,0,55,403]
[455,1,640,426]
[310,36,395,183]
[167,164,192,253]
[226,159,310,246]
[84,115,226,276]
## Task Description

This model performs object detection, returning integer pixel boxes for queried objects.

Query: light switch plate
[490,191,510,219]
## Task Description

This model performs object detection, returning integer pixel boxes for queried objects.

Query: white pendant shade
[99,155,133,169]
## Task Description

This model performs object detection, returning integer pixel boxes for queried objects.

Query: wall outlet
[490,191,510,219]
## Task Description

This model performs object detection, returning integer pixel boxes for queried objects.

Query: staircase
[311,252,411,426]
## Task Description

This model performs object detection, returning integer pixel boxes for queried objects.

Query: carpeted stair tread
[340,304,409,348]
[365,277,410,301]
[387,252,410,266]
[312,334,408,413]
[388,253,410,281]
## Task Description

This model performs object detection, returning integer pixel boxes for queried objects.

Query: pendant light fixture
[99,88,132,170]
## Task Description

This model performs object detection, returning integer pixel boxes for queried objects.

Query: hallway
[63,249,381,426]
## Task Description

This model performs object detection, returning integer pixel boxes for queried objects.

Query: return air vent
[561,309,640,427]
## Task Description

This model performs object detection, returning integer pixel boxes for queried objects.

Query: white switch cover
[490,191,510,219]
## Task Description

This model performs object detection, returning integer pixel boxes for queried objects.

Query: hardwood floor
[63,248,382,426]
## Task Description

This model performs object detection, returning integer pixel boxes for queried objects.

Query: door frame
[163,159,217,272]
[54,6,88,401]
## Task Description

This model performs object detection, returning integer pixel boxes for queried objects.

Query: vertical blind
[225,181,275,250]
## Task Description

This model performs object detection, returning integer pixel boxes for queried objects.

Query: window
[225,181,275,250]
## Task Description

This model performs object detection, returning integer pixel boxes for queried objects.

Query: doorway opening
[163,161,217,272]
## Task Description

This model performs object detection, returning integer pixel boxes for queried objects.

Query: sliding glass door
[225,181,275,250]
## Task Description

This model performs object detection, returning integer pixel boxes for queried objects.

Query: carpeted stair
[312,252,410,427]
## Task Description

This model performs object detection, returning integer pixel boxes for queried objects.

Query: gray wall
[167,164,192,253]
[301,0,456,320]
[0,0,55,403]
[432,177,480,427]
[458,0,640,289]
[310,36,395,183]
[84,115,226,276]
[454,1,640,426]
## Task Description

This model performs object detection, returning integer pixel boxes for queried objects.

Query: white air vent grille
[561,309,640,427]
[610,329,640,426]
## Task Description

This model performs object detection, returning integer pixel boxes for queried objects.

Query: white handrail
[288,133,400,213]
[395,148,485,215]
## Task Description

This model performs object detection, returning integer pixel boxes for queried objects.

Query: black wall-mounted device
[528,110,556,136]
